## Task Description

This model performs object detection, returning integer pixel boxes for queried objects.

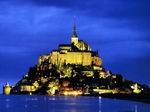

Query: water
[0,95,150,112]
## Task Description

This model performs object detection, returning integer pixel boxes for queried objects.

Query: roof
[78,40,89,46]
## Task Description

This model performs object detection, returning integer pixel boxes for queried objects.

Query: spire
[72,17,78,37]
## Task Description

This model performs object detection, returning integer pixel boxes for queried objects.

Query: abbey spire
[72,18,78,37]
[71,18,78,44]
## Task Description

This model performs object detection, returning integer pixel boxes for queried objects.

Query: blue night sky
[0,0,150,92]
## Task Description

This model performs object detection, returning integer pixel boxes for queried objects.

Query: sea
[0,95,150,112]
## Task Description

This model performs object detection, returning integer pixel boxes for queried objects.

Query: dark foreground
[0,95,150,112]
[99,93,150,104]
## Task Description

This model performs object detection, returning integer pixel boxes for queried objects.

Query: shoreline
[99,93,150,104]
[2,93,150,104]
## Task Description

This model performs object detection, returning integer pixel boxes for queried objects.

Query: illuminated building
[38,20,102,70]
[131,83,142,94]
[3,82,12,95]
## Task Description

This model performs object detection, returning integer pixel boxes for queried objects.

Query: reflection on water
[0,95,150,112]
[134,105,137,112]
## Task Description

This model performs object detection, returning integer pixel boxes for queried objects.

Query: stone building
[38,21,102,69]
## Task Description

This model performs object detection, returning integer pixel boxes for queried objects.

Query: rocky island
[3,22,150,103]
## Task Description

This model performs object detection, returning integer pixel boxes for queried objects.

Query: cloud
[20,0,150,19]
[1,0,150,19]
[0,3,70,49]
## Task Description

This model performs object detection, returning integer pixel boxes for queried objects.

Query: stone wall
[50,51,92,66]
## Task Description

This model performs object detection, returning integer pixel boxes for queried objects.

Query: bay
[0,95,149,112]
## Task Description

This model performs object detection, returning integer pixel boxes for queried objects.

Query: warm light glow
[63,91,83,96]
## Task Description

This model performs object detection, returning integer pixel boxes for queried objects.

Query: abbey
[38,21,102,69]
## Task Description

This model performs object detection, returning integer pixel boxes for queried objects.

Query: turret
[3,82,12,95]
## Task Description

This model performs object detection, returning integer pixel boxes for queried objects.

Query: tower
[3,82,11,95]
[71,18,78,45]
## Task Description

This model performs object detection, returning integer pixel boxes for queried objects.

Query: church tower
[71,19,78,45]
